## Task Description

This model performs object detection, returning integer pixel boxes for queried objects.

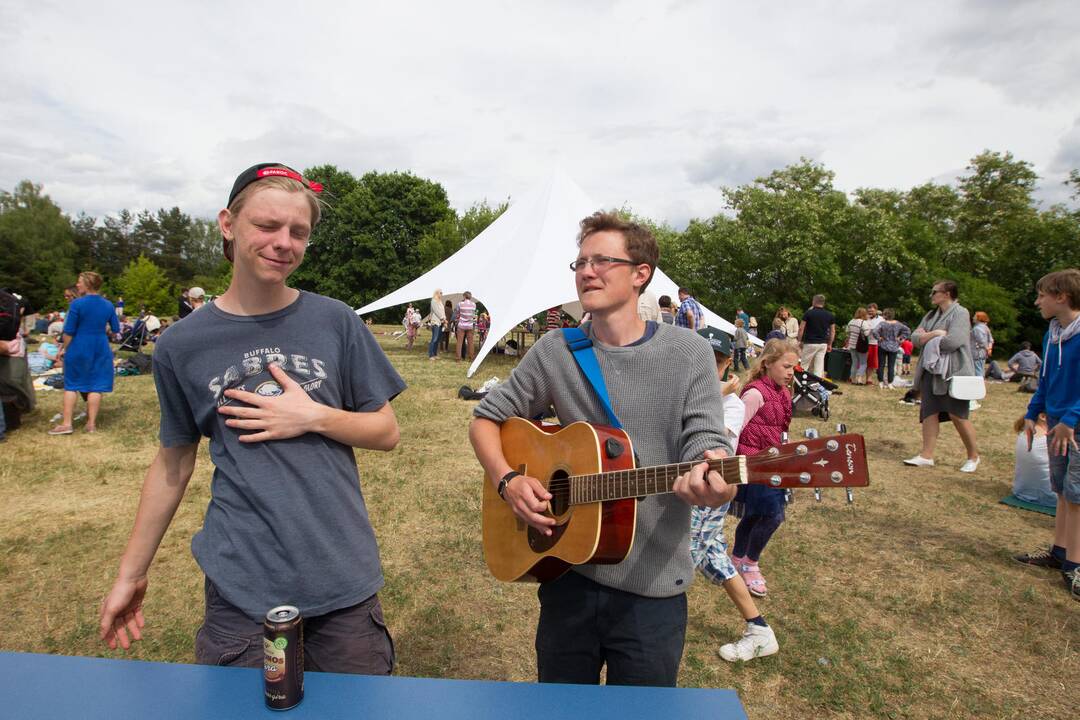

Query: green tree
[0,180,79,310]
[185,218,227,278]
[156,207,194,283]
[292,167,456,314]
[118,255,174,317]
[97,210,135,278]
[954,150,1039,277]
[720,159,850,315]
[71,212,99,270]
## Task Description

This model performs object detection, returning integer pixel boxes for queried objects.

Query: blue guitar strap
[562,327,622,429]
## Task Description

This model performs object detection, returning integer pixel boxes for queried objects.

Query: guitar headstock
[746,434,869,489]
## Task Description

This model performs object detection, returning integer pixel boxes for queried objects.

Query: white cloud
[0,0,1076,224]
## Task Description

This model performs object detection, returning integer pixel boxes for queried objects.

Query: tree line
[649,152,1079,352]
[1,151,1077,353]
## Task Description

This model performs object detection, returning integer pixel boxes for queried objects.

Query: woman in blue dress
[49,272,119,435]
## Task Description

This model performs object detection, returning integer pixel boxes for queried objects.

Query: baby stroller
[117,315,160,352]
[791,366,839,420]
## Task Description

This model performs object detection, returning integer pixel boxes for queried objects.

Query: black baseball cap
[222,163,324,261]
[697,326,733,356]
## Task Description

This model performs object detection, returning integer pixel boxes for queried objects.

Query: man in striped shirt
[456,291,477,362]
[676,288,705,331]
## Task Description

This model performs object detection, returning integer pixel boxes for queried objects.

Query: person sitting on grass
[730,338,800,599]
[1008,341,1041,383]
[99,162,407,673]
[1013,268,1080,602]
[691,327,779,662]
[27,336,60,374]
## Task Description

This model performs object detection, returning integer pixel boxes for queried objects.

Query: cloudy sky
[1,0,1077,226]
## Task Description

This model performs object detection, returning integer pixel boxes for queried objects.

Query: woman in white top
[428,289,447,360]
[776,306,799,341]
[845,307,871,384]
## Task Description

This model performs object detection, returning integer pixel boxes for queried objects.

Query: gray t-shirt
[474,322,730,598]
[152,291,406,622]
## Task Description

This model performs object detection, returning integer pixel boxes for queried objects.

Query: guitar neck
[568,456,747,505]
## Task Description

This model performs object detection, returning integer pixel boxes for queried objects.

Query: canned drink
[264,605,304,710]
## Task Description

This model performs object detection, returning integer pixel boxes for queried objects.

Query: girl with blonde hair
[731,338,800,597]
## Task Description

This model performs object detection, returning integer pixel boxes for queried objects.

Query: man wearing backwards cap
[100,163,406,675]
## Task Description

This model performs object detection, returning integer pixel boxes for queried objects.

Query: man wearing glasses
[469,211,737,687]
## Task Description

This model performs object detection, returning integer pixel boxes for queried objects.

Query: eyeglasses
[569,255,638,272]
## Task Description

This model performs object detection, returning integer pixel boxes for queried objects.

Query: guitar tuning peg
[813,488,822,503]
[846,488,854,504]
[784,488,794,504]
[780,432,789,444]
[804,428,819,439]
[836,423,847,434]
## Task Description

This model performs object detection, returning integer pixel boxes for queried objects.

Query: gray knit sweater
[474,321,731,597]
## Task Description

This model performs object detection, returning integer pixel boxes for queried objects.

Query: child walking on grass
[1013,269,1080,602]
[731,338,799,598]
[690,327,779,662]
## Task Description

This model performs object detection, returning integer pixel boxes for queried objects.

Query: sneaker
[719,622,779,662]
[1064,568,1080,602]
[903,456,935,467]
[969,401,981,410]
[1014,546,1063,569]
[959,457,980,473]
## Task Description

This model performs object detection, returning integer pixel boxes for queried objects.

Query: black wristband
[497,470,521,500]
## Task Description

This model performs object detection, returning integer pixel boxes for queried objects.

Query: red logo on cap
[256,168,322,193]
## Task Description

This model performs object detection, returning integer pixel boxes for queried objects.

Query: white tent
[357,171,753,377]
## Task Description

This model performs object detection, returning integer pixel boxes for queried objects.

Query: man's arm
[100,443,198,649]
[218,365,400,450]
[798,320,806,343]
[828,323,836,347]
[469,417,555,534]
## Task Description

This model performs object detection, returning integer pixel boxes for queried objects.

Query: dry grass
[2,328,1077,719]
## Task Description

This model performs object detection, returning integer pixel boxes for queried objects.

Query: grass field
[2,327,1077,719]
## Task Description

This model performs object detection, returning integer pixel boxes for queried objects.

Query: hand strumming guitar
[502,474,558,536]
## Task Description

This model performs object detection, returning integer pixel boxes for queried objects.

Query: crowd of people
[0,279,214,441]
[2,163,1076,693]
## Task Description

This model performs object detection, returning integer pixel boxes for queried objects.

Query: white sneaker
[903,456,935,467]
[50,411,87,423]
[959,457,980,473]
[719,622,779,662]
[969,401,981,410]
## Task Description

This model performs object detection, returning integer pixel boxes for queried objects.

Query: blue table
[0,652,747,719]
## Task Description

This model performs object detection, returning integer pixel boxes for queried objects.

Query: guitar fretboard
[567,457,747,505]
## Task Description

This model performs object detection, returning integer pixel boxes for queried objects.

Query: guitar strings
[541,450,826,496]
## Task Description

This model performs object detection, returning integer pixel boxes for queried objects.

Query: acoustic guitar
[482,416,870,582]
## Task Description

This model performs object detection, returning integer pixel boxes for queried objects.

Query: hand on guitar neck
[672,448,737,508]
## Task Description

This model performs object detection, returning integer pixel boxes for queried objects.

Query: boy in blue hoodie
[1014,269,1080,601]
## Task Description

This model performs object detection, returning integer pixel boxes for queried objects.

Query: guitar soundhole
[548,469,570,517]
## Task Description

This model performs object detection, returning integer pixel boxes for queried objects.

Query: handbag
[855,325,869,353]
[947,375,986,401]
